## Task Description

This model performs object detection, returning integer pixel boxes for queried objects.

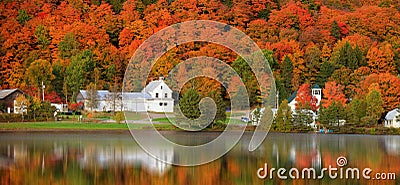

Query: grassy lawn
[152,117,247,125]
[0,121,177,131]
[152,117,174,123]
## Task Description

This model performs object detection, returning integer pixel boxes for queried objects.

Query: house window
[164,102,167,106]
[159,102,163,106]
[161,86,163,89]
[156,93,159,98]
[314,90,321,95]
[165,93,168,98]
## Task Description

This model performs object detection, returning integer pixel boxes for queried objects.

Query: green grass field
[0,121,178,131]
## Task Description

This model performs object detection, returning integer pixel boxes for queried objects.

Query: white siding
[147,99,174,113]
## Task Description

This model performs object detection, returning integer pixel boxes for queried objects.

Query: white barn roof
[79,90,110,99]
[123,92,152,99]
[79,90,152,100]
[386,108,399,120]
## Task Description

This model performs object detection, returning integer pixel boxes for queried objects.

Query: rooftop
[0,89,22,99]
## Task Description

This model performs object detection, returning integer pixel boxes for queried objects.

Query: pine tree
[338,42,359,69]
[232,86,249,110]
[207,91,227,128]
[364,89,384,125]
[275,99,292,132]
[316,61,335,87]
[178,88,201,121]
[347,98,367,124]
[275,79,288,105]
[281,55,294,93]
[354,45,365,66]
[232,56,259,106]
[330,20,341,40]
[318,101,346,129]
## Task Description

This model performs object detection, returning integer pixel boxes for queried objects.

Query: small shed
[0,89,24,113]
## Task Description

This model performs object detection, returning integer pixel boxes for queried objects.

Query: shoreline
[1,122,399,135]
[0,128,399,136]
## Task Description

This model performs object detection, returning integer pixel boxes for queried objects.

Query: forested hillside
[1,0,399,112]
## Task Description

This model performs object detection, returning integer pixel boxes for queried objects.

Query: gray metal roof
[79,90,152,100]
[79,90,110,99]
[385,108,399,120]
[0,89,22,99]
[123,92,152,99]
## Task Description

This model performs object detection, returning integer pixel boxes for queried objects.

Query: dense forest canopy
[0,0,399,111]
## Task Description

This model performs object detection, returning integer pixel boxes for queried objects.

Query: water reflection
[0,132,399,184]
[383,136,400,156]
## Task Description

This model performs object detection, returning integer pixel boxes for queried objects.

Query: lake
[0,131,399,185]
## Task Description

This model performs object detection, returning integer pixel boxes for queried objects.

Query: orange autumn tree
[295,83,319,112]
[358,73,400,111]
[321,81,347,108]
[366,42,397,74]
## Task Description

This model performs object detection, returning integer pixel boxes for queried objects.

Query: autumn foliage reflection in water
[0,132,400,185]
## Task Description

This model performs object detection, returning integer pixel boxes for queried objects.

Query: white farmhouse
[77,77,174,113]
[384,108,400,128]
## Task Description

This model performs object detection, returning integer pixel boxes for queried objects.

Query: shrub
[115,112,125,124]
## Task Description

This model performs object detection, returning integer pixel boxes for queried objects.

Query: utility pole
[276,91,279,109]
[42,81,45,101]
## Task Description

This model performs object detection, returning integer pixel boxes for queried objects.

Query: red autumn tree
[321,81,347,108]
[295,84,319,112]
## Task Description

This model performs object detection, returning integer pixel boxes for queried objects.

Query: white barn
[77,77,174,113]
[385,108,400,128]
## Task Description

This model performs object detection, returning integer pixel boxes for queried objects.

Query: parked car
[241,116,250,123]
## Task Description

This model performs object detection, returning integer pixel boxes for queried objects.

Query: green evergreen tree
[281,55,294,93]
[354,45,365,67]
[232,86,249,110]
[332,42,362,70]
[330,20,341,40]
[364,89,384,125]
[59,33,80,59]
[341,42,353,68]
[34,25,51,49]
[316,61,336,87]
[292,109,314,127]
[263,49,279,71]
[232,56,258,106]
[52,62,66,99]
[347,98,367,124]
[17,10,31,25]
[179,88,201,120]
[275,79,288,105]
[66,59,84,102]
[275,99,292,132]
[318,101,346,130]
[207,91,227,128]
[394,51,400,75]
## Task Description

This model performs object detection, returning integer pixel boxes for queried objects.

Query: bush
[114,112,125,124]
[0,114,24,122]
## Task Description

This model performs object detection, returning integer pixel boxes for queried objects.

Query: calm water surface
[0,131,399,185]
